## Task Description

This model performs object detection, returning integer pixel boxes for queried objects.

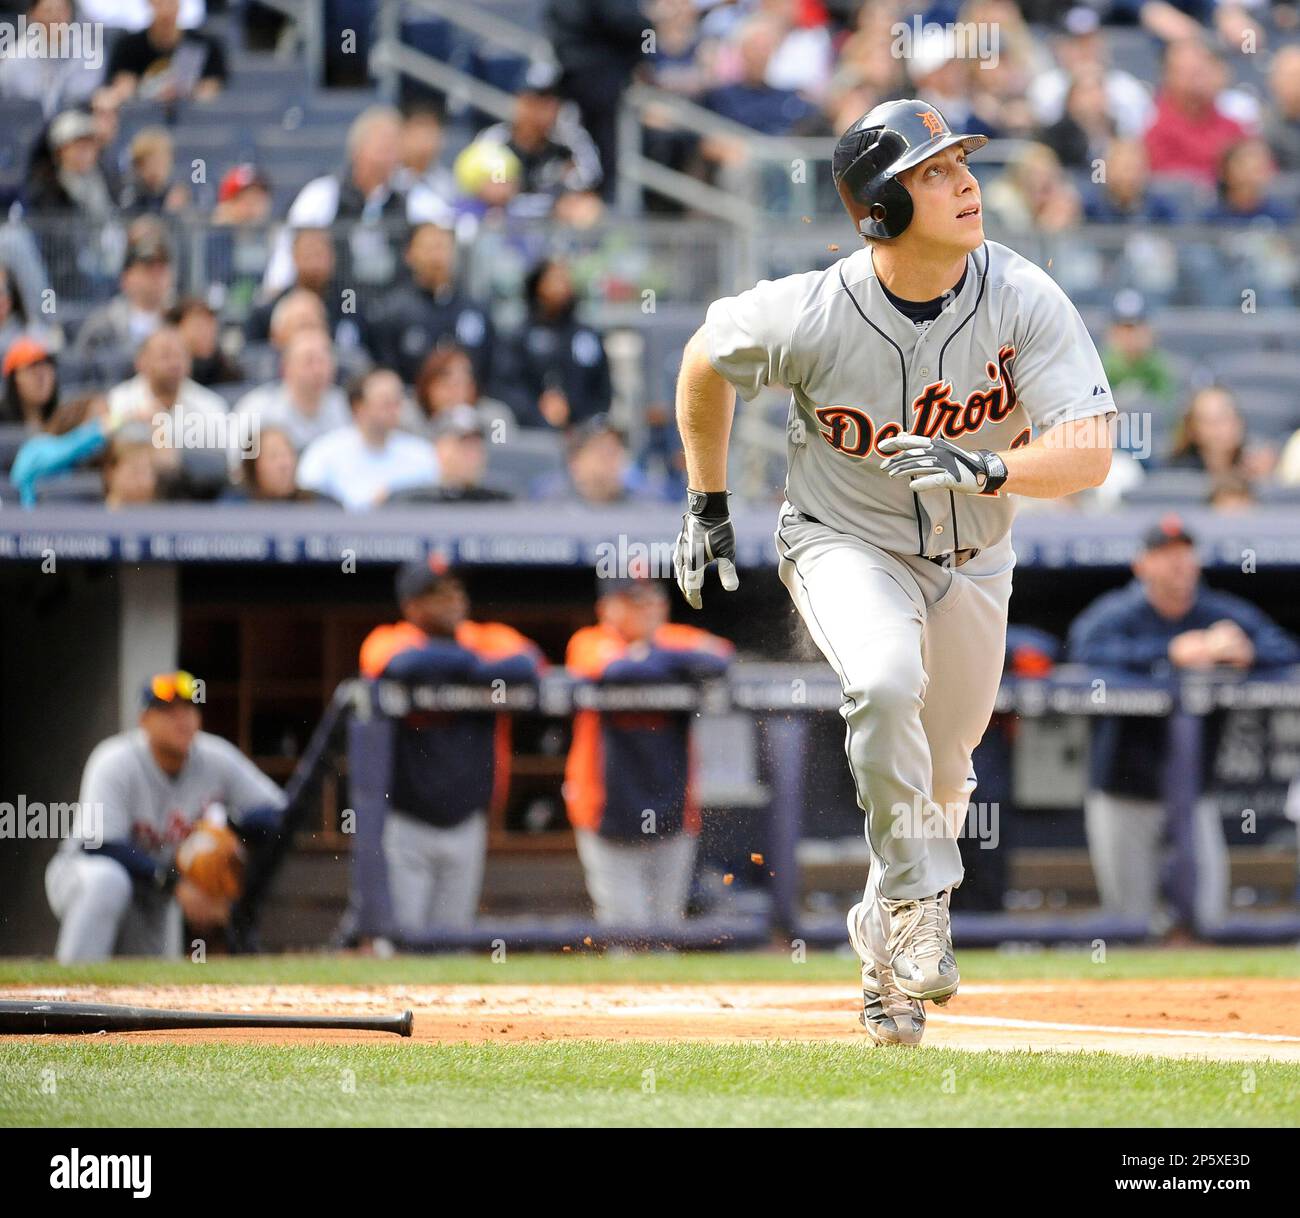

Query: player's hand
[878,432,1008,495]
[673,489,738,610]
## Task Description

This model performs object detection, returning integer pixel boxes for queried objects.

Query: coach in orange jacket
[564,572,734,926]
[360,559,544,933]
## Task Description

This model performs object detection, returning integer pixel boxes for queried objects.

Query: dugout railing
[256,664,1300,952]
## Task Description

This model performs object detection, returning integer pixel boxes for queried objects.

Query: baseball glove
[175,814,246,902]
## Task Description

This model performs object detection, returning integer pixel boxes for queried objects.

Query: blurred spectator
[105,0,227,104]
[832,1,906,105]
[1028,6,1154,138]
[1204,136,1296,223]
[213,164,271,227]
[249,229,351,348]
[1101,289,1179,408]
[466,62,603,220]
[1144,38,1248,187]
[960,0,1048,137]
[1083,136,1181,222]
[1166,385,1275,479]
[647,0,707,98]
[249,279,369,387]
[1207,469,1257,512]
[105,326,227,465]
[1067,516,1300,929]
[1,335,59,429]
[367,223,494,390]
[167,297,240,386]
[982,142,1083,233]
[0,0,103,118]
[26,108,116,222]
[233,329,349,453]
[1039,65,1118,169]
[532,415,661,504]
[1262,43,1300,172]
[548,0,644,200]
[102,429,159,507]
[295,368,439,510]
[358,563,543,934]
[430,405,510,502]
[564,573,734,926]
[263,107,448,297]
[223,426,332,505]
[0,263,38,366]
[207,164,275,323]
[703,16,818,135]
[10,392,119,506]
[71,227,173,361]
[119,126,189,216]
[395,107,456,213]
[450,140,523,227]
[390,405,513,504]
[414,346,514,438]
[904,26,998,138]
[761,0,833,105]
[501,258,611,429]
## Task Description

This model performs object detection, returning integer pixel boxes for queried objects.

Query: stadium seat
[1120,469,1213,507]
[485,428,566,488]
[34,470,102,503]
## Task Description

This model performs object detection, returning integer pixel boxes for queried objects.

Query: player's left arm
[996,413,1112,498]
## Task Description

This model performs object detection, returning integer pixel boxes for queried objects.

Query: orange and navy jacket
[359,619,544,828]
[564,623,734,841]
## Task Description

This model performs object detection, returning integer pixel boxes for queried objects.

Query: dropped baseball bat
[0,1000,413,1037]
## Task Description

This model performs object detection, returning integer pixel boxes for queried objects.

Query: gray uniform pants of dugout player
[382,809,488,933]
[46,852,184,962]
[1085,792,1230,928]
[775,506,1014,964]
[575,829,697,926]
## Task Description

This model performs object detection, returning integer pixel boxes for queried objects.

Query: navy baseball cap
[395,554,457,604]
[1142,514,1196,551]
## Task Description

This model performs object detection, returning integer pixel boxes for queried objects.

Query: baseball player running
[673,99,1116,1045]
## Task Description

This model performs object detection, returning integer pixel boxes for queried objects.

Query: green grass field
[3,948,1299,1128]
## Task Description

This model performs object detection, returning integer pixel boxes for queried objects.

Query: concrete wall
[0,562,177,955]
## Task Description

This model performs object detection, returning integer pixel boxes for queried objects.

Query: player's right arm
[676,329,736,497]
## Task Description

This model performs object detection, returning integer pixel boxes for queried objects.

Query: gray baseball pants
[46,851,183,962]
[776,504,1013,964]
[382,809,487,933]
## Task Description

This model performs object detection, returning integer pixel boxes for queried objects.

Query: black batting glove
[878,432,1009,495]
[673,489,738,610]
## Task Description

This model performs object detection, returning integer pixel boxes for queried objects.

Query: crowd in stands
[0,0,1299,511]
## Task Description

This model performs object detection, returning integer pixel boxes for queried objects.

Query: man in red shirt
[1144,38,1248,187]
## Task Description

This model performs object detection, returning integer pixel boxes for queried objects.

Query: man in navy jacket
[1067,515,1300,929]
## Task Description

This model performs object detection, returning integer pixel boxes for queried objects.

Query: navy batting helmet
[832,99,987,240]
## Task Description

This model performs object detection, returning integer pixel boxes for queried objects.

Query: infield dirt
[5,979,1300,1060]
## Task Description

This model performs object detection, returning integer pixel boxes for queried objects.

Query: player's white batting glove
[878,432,1009,495]
[673,489,739,610]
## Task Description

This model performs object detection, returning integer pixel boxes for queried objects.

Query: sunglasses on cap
[145,669,198,707]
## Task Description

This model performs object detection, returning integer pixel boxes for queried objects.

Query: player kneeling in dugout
[359,559,544,936]
[45,670,287,963]
[564,572,734,926]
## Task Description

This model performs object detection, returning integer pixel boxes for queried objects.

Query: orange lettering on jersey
[815,405,874,457]
[813,345,1020,457]
[917,110,945,138]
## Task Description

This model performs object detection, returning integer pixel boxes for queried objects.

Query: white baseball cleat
[882,890,959,1003]
[846,903,926,1046]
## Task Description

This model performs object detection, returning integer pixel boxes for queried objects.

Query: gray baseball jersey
[61,728,285,862]
[705,240,1116,556]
